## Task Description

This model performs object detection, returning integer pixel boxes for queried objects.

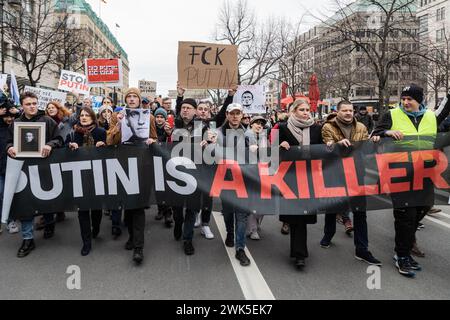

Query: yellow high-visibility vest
[390,107,436,150]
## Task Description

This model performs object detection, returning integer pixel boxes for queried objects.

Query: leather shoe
[43,224,55,239]
[225,233,234,247]
[81,243,91,256]
[133,247,144,264]
[112,226,122,240]
[184,240,195,255]
[17,239,35,258]
[295,258,306,269]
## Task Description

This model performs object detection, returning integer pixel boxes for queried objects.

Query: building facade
[1,0,129,104]
[282,0,424,110]
[55,0,130,104]
[417,0,450,108]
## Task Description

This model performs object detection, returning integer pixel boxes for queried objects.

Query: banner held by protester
[23,86,67,111]
[3,136,450,222]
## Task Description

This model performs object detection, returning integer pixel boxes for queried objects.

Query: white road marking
[212,212,275,300]
[435,212,450,220]
[425,216,450,229]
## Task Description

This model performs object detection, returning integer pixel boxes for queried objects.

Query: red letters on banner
[210,160,248,198]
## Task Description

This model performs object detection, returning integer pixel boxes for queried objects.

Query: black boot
[43,223,55,239]
[17,239,36,258]
[295,258,306,269]
[184,240,195,255]
[81,242,91,256]
[164,216,173,228]
[112,226,122,240]
[133,247,144,264]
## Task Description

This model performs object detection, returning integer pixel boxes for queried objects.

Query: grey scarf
[287,114,315,146]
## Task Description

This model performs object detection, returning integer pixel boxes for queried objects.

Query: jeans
[173,207,196,241]
[222,202,249,251]
[111,210,122,228]
[21,219,34,240]
[393,206,429,257]
[323,211,369,253]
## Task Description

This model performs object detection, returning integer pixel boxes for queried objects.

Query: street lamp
[1,0,22,74]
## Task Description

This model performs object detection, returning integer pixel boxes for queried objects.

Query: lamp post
[1,0,6,74]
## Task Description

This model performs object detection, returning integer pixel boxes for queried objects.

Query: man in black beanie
[373,85,450,278]
[356,106,374,133]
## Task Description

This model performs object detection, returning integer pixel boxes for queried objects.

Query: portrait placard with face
[121,108,151,144]
[13,123,46,158]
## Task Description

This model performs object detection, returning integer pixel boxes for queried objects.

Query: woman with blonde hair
[278,99,323,270]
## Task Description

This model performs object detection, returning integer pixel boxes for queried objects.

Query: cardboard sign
[85,58,123,87]
[167,89,209,100]
[24,86,67,111]
[139,80,157,99]
[178,41,238,89]
[58,70,90,95]
[233,85,266,114]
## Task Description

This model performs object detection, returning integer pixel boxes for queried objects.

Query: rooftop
[54,0,128,60]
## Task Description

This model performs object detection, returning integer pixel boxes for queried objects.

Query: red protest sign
[85,58,123,87]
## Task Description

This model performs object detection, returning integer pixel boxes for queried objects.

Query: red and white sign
[58,70,90,95]
[85,58,123,87]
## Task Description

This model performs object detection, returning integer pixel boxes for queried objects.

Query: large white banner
[24,86,67,111]
[58,70,90,95]
[233,85,266,114]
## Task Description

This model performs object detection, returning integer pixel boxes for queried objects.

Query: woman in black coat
[66,107,106,256]
[278,99,323,270]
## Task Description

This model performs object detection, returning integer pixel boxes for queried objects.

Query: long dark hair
[78,107,98,126]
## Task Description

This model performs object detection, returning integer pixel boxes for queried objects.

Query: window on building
[436,28,445,42]
[419,14,428,34]
[437,7,445,21]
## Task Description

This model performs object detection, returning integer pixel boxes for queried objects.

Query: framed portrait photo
[13,122,46,158]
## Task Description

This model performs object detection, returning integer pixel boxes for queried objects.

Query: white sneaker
[7,221,19,234]
[194,212,201,228]
[250,231,260,240]
[200,226,214,239]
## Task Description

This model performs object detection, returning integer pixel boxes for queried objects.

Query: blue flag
[10,70,20,106]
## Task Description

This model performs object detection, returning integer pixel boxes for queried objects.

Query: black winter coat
[278,122,323,225]
[65,126,106,146]
[5,110,63,153]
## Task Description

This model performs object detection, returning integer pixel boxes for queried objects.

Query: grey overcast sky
[86,0,334,96]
